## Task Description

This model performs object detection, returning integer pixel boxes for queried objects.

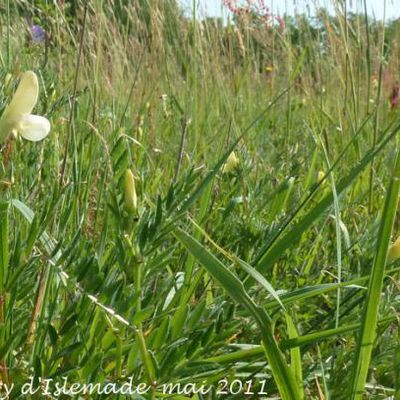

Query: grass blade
[174,227,302,400]
[286,313,304,398]
[350,147,400,399]
[0,201,8,292]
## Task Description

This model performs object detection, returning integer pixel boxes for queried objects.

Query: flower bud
[222,151,239,174]
[388,236,400,262]
[124,169,138,215]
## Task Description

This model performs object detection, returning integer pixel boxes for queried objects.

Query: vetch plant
[0,71,50,144]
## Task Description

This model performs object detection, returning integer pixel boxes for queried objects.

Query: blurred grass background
[0,0,400,398]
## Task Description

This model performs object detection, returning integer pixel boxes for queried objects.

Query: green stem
[6,0,10,70]
[0,202,9,384]
[133,254,156,399]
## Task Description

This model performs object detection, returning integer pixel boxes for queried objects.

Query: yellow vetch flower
[388,236,400,262]
[124,169,138,215]
[222,151,239,174]
[0,71,51,143]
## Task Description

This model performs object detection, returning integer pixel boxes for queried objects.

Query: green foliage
[0,1,400,399]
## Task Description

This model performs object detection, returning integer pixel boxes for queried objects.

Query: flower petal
[7,71,39,116]
[18,114,51,142]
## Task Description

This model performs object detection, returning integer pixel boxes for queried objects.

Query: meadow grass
[0,0,399,399]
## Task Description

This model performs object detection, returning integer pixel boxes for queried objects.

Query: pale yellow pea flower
[222,151,239,174]
[0,71,50,144]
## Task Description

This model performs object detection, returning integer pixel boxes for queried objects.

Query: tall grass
[0,0,399,398]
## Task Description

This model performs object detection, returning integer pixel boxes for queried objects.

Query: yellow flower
[0,71,50,144]
[318,170,325,183]
[124,169,138,215]
[388,236,400,262]
[222,151,239,174]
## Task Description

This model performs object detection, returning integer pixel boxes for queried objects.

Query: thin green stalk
[26,266,48,346]
[363,0,371,116]
[368,1,386,213]
[395,326,400,398]
[30,265,55,362]
[0,202,9,384]
[132,247,156,399]
[317,130,343,328]
[59,0,89,186]
[6,0,10,70]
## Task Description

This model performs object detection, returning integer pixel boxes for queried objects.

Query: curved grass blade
[188,216,285,310]
[174,228,302,400]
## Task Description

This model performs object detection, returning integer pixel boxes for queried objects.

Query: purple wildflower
[30,25,46,43]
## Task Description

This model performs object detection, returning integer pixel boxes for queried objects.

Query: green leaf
[286,313,304,398]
